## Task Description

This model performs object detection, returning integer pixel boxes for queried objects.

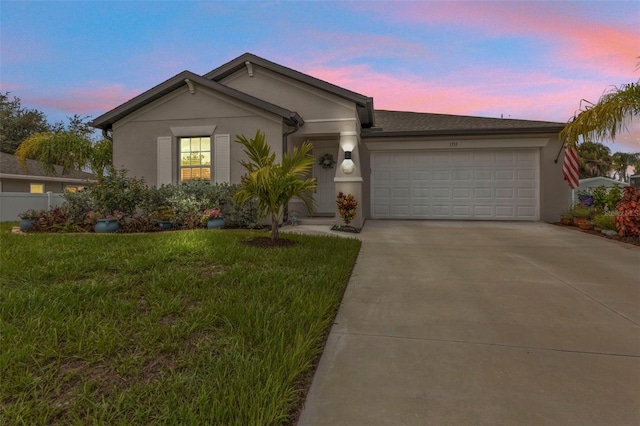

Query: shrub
[336,192,357,225]
[30,208,83,233]
[91,167,147,216]
[224,197,261,229]
[120,214,160,233]
[572,203,593,219]
[577,185,623,211]
[62,188,95,224]
[60,169,260,232]
[616,186,640,237]
[594,214,616,231]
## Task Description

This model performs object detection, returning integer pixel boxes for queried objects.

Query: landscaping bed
[554,222,640,247]
[0,223,361,425]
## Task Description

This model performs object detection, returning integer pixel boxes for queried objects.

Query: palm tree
[577,141,612,178]
[234,130,316,241]
[611,152,640,182]
[560,80,640,147]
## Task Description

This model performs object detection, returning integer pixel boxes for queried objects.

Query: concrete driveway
[298,221,640,426]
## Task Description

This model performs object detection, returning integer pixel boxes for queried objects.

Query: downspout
[102,128,113,141]
[282,118,302,223]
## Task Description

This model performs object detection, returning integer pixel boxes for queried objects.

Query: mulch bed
[554,223,640,247]
[330,225,361,233]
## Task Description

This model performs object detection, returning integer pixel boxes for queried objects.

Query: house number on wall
[449,142,458,147]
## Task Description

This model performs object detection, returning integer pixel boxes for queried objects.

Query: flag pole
[554,142,565,163]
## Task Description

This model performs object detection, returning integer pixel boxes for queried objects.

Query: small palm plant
[234,130,316,241]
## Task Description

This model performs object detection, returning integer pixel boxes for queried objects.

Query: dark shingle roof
[91,71,303,130]
[0,152,95,180]
[204,53,375,127]
[363,110,565,138]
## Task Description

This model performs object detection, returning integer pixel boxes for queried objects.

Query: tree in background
[234,130,316,241]
[577,141,612,178]
[14,112,112,176]
[0,92,50,154]
[611,152,640,182]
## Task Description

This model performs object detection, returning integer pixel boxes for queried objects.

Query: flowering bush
[336,192,357,225]
[202,208,221,222]
[18,209,44,220]
[616,187,640,238]
[86,210,125,225]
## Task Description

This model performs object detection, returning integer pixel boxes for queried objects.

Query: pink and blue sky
[1,0,638,152]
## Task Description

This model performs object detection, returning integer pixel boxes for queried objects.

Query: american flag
[562,144,579,189]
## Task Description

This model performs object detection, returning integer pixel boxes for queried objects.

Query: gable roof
[0,152,95,181]
[204,53,375,128]
[363,110,565,138]
[91,71,303,130]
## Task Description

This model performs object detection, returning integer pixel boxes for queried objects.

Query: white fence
[0,192,66,222]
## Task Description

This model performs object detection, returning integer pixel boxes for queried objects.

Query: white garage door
[371,149,539,220]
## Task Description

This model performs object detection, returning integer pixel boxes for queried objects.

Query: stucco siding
[221,67,359,127]
[539,136,570,222]
[0,179,65,193]
[112,87,284,186]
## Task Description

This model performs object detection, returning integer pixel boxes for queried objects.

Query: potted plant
[89,210,125,233]
[203,208,224,229]
[560,208,574,225]
[18,209,42,231]
[572,204,593,230]
[153,206,175,230]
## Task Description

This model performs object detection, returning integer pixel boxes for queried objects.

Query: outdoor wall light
[342,151,355,174]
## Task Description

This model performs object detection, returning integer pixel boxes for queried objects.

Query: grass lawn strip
[0,223,361,425]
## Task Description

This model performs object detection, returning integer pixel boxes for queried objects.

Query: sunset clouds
[1,0,638,152]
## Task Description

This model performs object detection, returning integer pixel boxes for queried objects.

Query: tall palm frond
[560,80,640,147]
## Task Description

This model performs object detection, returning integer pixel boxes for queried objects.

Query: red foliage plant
[615,187,640,237]
[336,192,357,225]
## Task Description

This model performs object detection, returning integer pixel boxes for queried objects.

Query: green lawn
[0,223,361,425]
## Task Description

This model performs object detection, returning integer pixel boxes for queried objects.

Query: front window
[180,136,211,183]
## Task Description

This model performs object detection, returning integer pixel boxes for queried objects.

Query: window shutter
[157,136,172,186]
[214,134,230,183]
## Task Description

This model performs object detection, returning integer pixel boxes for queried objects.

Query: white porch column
[334,131,364,229]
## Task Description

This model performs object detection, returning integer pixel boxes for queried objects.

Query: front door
[313,148,338,215]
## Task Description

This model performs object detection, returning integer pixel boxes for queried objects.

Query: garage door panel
[474,170,492,180]
[453,188,472,198]
[495,206,515,217]
[372,149,538,220]
[432,188,451,198]
[393,188,410,198]
[452,205,472,216]
[495,188,515,198]
[495,170,515,180]
[518,169,536,180]
[432,170,450,180]
[474,188,492,198]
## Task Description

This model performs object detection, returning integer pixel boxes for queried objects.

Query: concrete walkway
[298,221,640,426]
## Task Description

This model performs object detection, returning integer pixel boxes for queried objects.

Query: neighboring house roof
[91,70,304,130]
[363,110,565,138]
[0,152,95,182]
[578,176,630,186]
[203,53,375,128]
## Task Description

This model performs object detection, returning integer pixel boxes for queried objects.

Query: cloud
[360,1,640,78]
[27,82,142,115]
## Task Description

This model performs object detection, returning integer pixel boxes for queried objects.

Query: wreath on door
[319,153,336,169]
